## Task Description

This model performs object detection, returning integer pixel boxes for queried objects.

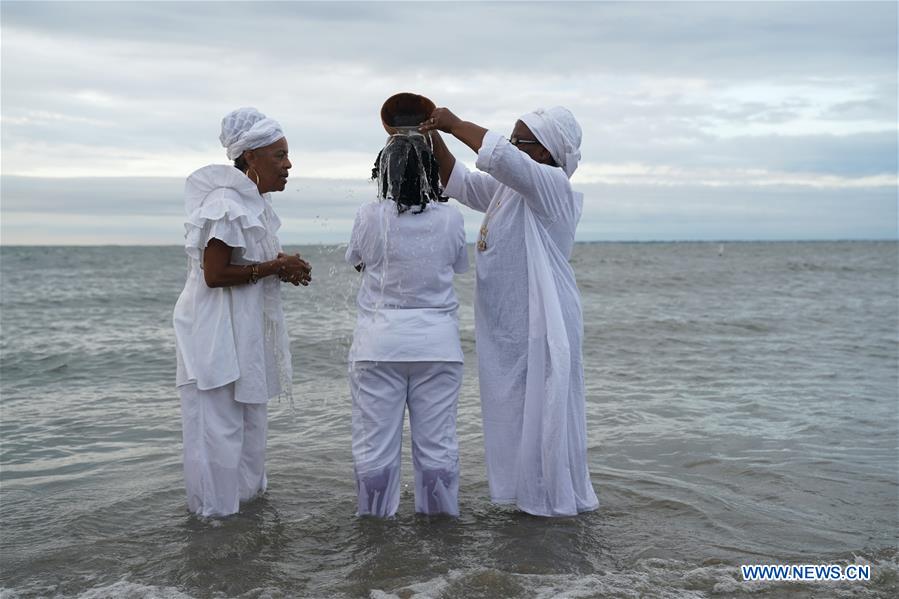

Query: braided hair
[371,134,447,214]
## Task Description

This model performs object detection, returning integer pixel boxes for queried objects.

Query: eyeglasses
[509,136,541,147]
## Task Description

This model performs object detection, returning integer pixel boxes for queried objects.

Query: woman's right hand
[277,252,312,286]
[420,107,487,156]
[420,107,462,134]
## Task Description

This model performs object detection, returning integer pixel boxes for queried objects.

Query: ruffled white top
[173,165,292,404]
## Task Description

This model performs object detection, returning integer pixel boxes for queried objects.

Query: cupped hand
[278,252,312,286]
[419,107,462,134]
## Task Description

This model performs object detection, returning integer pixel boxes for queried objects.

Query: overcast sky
[1,1,896,244]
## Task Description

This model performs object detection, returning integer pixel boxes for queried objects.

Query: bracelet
[248,263,260,284]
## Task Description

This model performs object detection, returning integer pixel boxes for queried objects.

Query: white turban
[519,106,582,178]
[219,107,285,161]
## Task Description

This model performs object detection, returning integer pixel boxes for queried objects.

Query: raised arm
[423,108,577,223]
[474,132,576,225]
[423,110,499,213]
[421,108,488,157]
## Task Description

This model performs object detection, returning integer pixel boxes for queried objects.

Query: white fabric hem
[494,496,599,517]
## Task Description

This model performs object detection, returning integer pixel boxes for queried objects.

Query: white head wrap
[219,107,285,161]
[519,106,582,178]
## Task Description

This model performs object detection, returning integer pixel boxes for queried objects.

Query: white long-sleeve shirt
[346,200,469,363]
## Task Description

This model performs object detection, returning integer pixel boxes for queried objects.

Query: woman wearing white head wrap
[420,106,599,517]
[173,107,312,518]
[519,106,582,178]
[220,107,288,163]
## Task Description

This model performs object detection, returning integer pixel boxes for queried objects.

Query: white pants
[349,361,462,517]
[179,383,268,518]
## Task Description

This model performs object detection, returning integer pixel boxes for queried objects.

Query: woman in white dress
[346,133,469,517]
[173,107,311,518]
[420,106,599,517]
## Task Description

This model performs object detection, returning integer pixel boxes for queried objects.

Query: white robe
[444,131,599,516]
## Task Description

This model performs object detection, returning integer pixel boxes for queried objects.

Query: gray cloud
[823,96,898,122]
[1,1,896,242]
[3,2,895,77]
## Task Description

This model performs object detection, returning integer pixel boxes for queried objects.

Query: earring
[247,167,260,185]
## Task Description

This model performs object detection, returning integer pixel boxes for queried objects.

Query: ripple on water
[1,242,897,597]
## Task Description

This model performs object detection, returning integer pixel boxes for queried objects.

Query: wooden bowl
[380,93,436,134]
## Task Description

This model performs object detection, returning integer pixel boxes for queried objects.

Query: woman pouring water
[420,105,599,517]
[346,110,469,517]
[173,107,311,518]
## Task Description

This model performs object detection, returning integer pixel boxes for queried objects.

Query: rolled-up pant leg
[180,383,244,518]
[349,362,406,517]
[408,362,462,516]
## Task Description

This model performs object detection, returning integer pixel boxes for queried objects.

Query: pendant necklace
[477,199,502,252]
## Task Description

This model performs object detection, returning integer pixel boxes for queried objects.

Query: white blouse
[173,165,292,404]
[346,200,469,363]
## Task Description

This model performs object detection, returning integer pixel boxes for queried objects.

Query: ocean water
[1,241,897,598]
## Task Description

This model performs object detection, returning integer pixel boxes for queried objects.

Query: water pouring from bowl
[380,92,436,137]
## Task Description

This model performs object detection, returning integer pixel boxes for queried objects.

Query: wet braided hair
[371,134,447,214]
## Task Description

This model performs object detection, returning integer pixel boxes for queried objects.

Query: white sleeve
[451,210,469,274]
[475,130,577,226]
[184,189,266,263]
[443,159,501,214]
[345,206,365,266]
